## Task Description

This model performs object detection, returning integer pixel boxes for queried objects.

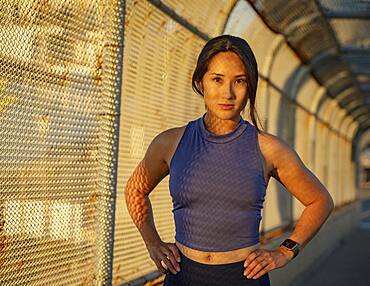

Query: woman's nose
[221,84,235,99]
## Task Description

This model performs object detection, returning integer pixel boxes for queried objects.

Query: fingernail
[177,257,181,262]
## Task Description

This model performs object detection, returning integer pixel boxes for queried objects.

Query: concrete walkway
[294,216,370,286]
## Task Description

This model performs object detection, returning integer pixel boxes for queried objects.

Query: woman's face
[199,51,248,121]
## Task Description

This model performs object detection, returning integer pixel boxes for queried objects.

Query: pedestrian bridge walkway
[293,215,370,286]
[292,193,370,286]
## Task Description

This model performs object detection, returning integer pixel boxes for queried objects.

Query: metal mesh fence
[0,0,124,285]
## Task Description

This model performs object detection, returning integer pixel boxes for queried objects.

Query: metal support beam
[147,0,210,41]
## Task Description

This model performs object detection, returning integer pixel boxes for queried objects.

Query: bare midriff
[175,240,261,265]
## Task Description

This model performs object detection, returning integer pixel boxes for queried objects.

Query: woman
[125,35,334,286]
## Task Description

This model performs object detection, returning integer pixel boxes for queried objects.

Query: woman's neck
[203,112,241,135]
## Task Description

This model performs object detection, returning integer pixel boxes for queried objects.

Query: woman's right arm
[124,130,181,274]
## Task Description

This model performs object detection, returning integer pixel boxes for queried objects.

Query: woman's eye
[236,79,246,84]
[213,77,222,82]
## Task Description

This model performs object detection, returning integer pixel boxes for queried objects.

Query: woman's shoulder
[256,129,289,149]
[156,125,187,143]
[154,124,188,168]
[256,129,301,170]
[153,116,200,148]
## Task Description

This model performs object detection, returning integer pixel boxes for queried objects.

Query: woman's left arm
[244,133,335,279]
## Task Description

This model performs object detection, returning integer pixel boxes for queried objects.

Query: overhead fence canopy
[249,0,370,134]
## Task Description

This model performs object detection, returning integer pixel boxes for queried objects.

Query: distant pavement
[294,197,370,286]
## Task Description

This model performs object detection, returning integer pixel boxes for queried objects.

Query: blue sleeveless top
[169,113,268,252]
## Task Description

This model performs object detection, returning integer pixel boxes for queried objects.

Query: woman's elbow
[323,192,335,212]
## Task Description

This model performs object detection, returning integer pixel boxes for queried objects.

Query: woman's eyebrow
[210,72,247,77]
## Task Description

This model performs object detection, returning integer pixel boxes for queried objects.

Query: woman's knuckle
[255,271,263,277]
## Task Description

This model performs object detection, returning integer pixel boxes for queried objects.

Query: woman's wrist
[278,246,295,261]
[138,221,162,247]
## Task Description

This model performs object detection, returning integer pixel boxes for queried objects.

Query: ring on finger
[162,256,170,264]
[160,260,168,269]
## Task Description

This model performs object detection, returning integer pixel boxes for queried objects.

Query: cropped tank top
[169,113,268,252]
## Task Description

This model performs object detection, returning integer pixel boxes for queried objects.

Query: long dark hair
[191,34,264,133]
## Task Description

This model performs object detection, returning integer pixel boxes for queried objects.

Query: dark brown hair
[191,34,264,133]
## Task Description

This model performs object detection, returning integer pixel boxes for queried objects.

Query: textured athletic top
[169,113,268,252]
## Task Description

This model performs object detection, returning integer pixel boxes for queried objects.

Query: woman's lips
[219,104,234,110]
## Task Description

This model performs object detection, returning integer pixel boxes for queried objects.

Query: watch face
[283,239,297,248]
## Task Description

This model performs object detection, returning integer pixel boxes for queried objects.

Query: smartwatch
[280,238,300,259]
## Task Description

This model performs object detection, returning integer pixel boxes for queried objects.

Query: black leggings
[163,250,271,286]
